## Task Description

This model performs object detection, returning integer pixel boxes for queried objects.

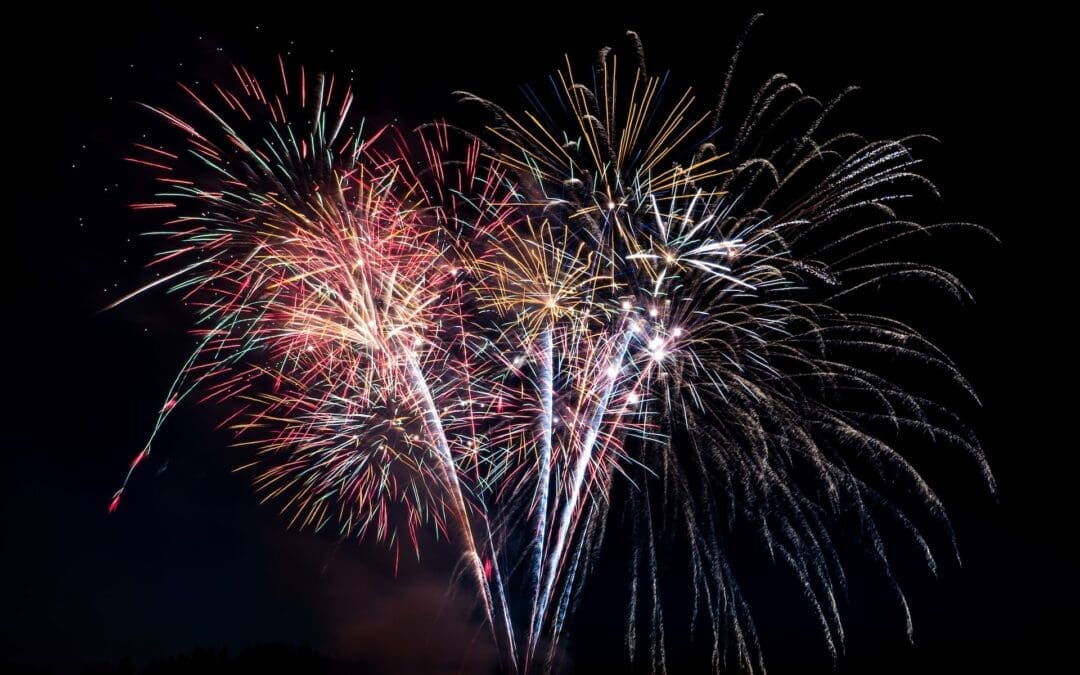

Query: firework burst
[112,26,991,674]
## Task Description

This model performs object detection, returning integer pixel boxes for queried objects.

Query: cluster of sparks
[111,29,992,673]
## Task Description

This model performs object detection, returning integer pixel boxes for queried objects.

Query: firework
[111,27,991,674]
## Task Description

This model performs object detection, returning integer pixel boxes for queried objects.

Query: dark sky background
[5,4,1068,674]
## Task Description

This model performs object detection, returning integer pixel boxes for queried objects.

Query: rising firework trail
[111,23,992,674]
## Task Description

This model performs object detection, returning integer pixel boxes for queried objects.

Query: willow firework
[111,26,991,674]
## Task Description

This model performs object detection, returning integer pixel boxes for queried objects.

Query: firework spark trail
[405,354,497,630]
[526,324,554,661]
[113,26,991,675]
[530,318,634,657]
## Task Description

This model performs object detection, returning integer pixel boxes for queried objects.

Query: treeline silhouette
[7,644,367,674]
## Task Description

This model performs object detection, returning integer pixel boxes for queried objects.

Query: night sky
[6,5,1067,674]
